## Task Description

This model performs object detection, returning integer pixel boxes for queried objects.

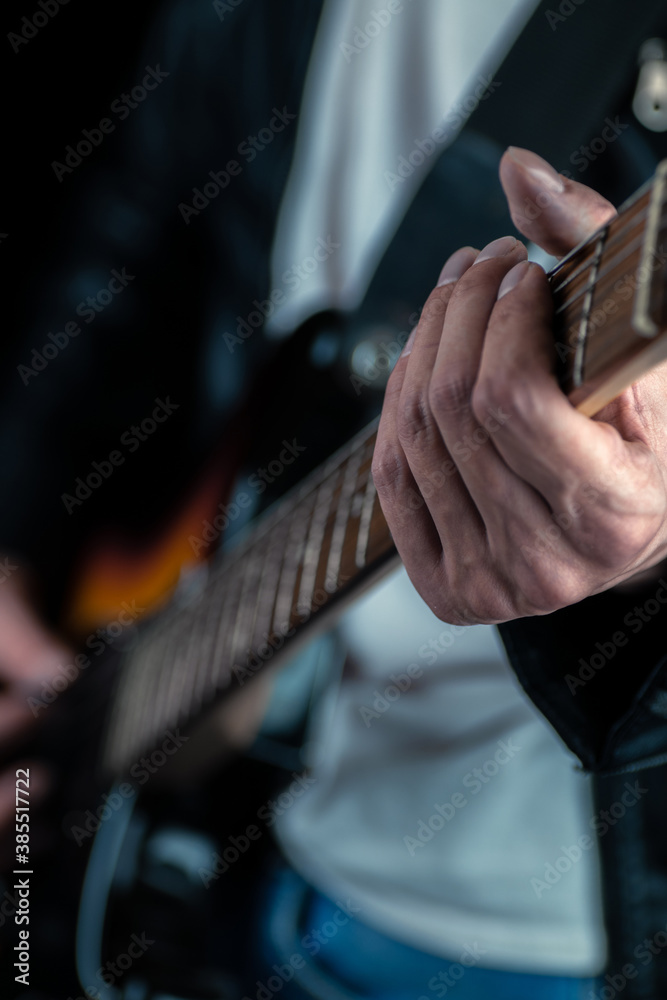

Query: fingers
[373,247,478,596]
[471,262,665,572]
[473,262,589,493]
[426,243,559,563]
[500,146,617,257]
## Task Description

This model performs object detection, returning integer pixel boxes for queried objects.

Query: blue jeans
[250,863,602,1000]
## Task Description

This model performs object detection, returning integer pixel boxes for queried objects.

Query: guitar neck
[103,159,667,776]
[103,419,396,773]
[553,159,667,416]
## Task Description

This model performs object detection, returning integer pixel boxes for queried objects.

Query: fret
[106,630,166,769]
[150,608,190,733]
[124,634,167,746]
[104,659,138,771]
[207,571,244,694]
[324,445,365,593]
[172,589,217,721]
[104,168,667,778]
[148,622,187,747]
[296,468,340,616]
[355,458,378,569]
[162,609,202,731]
[227,544,267,665]
[553,210,647,314]
[185,538,251,703]
[633,159,667,337]
[574,245,645,378]
[251,524,289,649]
[272,492,316,633]
[197,546,245,667]
[572,231,607,387]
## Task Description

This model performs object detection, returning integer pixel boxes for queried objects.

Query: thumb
[500,146,617,257]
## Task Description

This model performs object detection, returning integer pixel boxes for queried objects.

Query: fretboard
[103,158,667,776]
[103,420,396,773]
[553,159,667,415]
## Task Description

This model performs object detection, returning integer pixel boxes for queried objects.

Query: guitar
[5,160,667,998]
[103,158,667,779]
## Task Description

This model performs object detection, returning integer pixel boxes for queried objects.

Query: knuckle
[371,438,405,494]
[472,372,542,434]
[429,364,475,418]
[420,285,453,326]
[436,561,513,625]
[471,374,503,423]
[513,558,585,616]
[397,388,433,448]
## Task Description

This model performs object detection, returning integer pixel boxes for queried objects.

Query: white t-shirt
[276,567,607,974]
[268,0,607,975]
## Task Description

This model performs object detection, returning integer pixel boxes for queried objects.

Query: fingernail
[401,326,417,356]
[497,260,531,299]
[437,246,477,285]
[506,147,565,194]
[473,235,518,264]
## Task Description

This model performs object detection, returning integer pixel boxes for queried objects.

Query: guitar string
[560,225,654,373]
[109,425,376,762]
[106,193,667,768]
[250,516,292,653]
[554,227,648,323]
[552,195,667,327]
[552,211,655,384]
[581,242,660,373]
[551,200,650,311]
[325,447,366,592]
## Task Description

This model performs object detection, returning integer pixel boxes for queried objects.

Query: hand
[372,147,667,624]
[0,566,73,846]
